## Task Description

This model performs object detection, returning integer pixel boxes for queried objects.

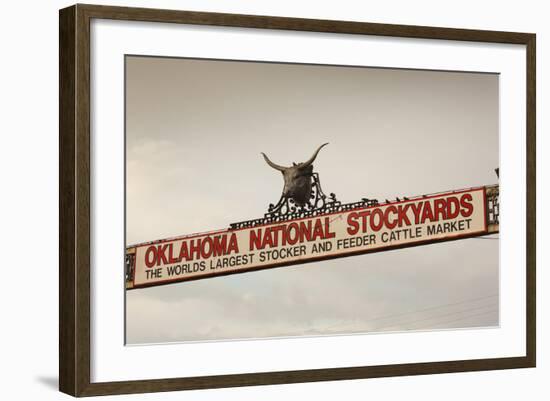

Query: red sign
[130,188,487,288]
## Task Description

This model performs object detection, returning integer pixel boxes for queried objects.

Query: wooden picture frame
[59,3,536,397]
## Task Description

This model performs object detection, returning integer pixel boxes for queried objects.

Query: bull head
[261,143,329,206]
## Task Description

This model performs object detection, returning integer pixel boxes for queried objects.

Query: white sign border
[91,19,526,382]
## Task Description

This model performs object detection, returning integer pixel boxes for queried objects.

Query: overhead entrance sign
[129,188,488,288]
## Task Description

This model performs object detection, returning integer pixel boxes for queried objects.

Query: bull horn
[261,152,287,171]
[301,143,329,167]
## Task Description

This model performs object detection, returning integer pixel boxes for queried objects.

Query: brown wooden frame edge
[59,3,536,397]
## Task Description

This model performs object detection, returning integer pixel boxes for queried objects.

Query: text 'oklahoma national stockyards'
[127,188,490,288]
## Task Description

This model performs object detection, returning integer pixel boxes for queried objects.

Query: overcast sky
[125,56,499,344]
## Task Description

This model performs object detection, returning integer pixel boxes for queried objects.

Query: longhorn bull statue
[261,143,329,206]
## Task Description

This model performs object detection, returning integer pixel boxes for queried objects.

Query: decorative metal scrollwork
[486,185,499,225]
[125,253,135,283]
[229,173,379,230]
[266,172,339,217]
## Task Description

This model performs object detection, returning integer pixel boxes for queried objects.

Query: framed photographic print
[59,4,536,397]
